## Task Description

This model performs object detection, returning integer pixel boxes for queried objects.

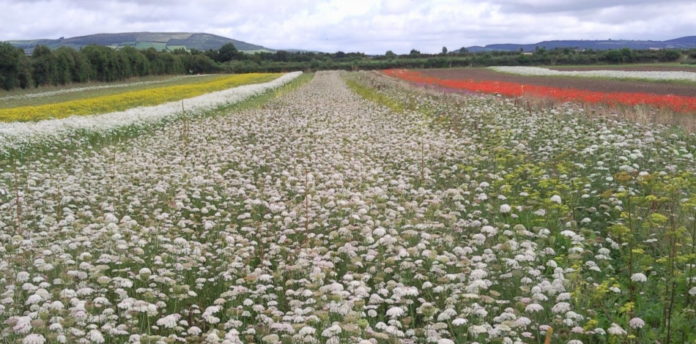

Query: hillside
[7,32,273,53]
[462,36,696,53]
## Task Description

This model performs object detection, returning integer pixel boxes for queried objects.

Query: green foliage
[31,45,58,86]
[0,42,32,89]
[216,43,240,62]
[0,41,690,92]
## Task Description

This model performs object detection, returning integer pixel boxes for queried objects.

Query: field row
[0,72,302,157]
[490,66,696,82]
[384,69,696,120]
[0,73,281,122]
[1,71,694,344]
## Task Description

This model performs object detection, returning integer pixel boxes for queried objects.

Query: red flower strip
[382,69,696,113]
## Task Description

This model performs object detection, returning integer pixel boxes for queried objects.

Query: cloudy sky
[1,0,695,54]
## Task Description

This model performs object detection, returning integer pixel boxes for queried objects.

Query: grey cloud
[0,0,694,54]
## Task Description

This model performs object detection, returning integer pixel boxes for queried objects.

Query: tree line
[0,43,222,90]
[1,41,694,91]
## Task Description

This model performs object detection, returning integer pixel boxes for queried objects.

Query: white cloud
[0,0,695,54]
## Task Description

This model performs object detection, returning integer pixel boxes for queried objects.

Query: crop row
[383,69,696,113]
[490,66,696,82]
[0,72,302,156]
[1,71,694,344]
[0,73,280,122]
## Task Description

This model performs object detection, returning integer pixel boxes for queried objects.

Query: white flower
[11,316,32,334]
[104,213,119,223]
[156,314,181,329]
[525,303,544,313]
[628,317,645,329]
[490,66,696,82]
[321,324,342,337]
[500,204,512,213]
[452,318,468,326]
[481,226,497,237]
[187,327,202,336]
[298,326,316,336]
[386,306,405,318]
[552,302,571,313]
[25,294,43,305]
[550,195,562,204]
[89,329,105,343]
[23,334,46,344]
[17,271,30,282]
[516,316,532,327]
[438,339,455,344]
[608,323,627,336]
[631,273,647,282]
[688,287,696,296]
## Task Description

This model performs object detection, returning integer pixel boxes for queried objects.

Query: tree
[53,47,91,84]
[0,43,24,90]
[54,47,76,84]
[120,46,150,76]
[659,49,680,62]
[385,50,396,58]
[604,50,623,63]
[217,43,239,63]
[441,46,448,55]
[181,54,218,74]
[409,49,421,56]
[31,45,58,86]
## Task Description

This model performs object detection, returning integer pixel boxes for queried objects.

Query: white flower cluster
[0,72,302,154]
[0,71,694,343]
[490,66,696,82]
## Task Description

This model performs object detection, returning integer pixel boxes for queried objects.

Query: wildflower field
[489,66,696,83]
[1,70,695,344]
[383,69,696,115]
[0,73,279,122]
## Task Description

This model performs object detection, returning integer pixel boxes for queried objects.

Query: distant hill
[7,32,273,54]
[461,36,696,53]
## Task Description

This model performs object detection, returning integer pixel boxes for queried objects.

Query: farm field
[1,70,695,344]
[0,75,224,109]
[415,68,696,97]
[0,73,280,122]
[548,64,696,72]
[385,68,696,130]
[489,66,696,83]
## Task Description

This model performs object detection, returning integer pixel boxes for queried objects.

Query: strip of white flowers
[0,71,302,153]
[0,75,204,101]
[490,66,696,82]
[1,71,694,343]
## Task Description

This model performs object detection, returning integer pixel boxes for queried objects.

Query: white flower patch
[490,66,696,82]
[1,70,694,344]
[0,71,302,153]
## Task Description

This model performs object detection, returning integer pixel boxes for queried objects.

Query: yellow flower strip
[0,73,280,122]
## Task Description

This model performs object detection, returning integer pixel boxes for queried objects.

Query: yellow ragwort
[0,73,280,122]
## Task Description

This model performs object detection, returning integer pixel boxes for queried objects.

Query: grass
[344,75,405,113]
[0,73,280,122]
[0,74,223,108]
